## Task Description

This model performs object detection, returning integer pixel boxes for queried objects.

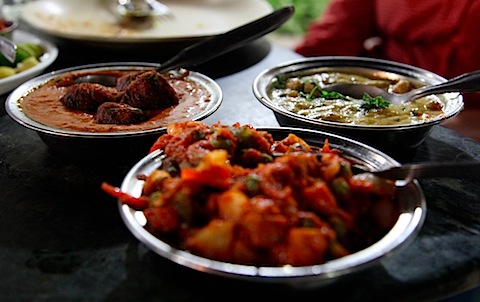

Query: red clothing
[295,0,480,141]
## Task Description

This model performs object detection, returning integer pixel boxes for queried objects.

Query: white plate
[0,30,58,95]
[21,0,273,44]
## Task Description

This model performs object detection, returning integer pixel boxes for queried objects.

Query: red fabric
[295,0,480,141]
[296,0,480,79]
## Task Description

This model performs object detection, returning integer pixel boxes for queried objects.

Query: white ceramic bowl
[0,30,58,95]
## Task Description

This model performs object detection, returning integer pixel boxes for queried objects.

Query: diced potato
[197,149,229,170]
[391,79,414,94]
[281,227,329,266]
[143,169,171,196]
[185,219,235,260]
[217,189,250,221]
[239,212,288,248]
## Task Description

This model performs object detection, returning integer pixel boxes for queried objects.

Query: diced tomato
[238,212,289,248]
[181,165,232,189]
[302,181,338,216]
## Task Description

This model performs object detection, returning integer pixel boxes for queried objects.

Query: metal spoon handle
[0,36,17,64]
[410,70,480,100]
[373,161,480,181]
[157,5,294,73]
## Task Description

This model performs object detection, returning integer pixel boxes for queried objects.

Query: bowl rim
[252,56,464,131]
[117,126,426,285]
[0,18,18,35]
[5,62,223,138]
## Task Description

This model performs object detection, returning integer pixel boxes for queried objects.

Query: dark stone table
[1,36,479,301]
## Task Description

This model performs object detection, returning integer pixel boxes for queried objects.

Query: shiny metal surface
[0,35,16,64]
[74,6,294,86]
[252,56,464,157]
[371,161,480,182]
[118,127,426,288]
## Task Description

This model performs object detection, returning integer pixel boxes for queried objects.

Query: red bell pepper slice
[180,165,232,189]
[101,182,149,209]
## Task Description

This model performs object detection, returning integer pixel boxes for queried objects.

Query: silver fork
[117,0,173,19]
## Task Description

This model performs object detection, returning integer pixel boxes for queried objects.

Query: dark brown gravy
[19,69,213,133]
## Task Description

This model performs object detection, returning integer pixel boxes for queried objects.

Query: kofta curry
[18,68,212,132]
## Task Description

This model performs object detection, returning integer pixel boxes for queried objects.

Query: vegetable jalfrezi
[102,121,399,266]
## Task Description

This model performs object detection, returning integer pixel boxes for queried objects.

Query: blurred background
[266,0,329,48]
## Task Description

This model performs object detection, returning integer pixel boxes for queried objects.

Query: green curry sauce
[269,70,445,126]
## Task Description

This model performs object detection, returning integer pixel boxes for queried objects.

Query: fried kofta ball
[95,102,147,124]
[121,70,180,109]
[116,71,142,91]
[60,83,121,111]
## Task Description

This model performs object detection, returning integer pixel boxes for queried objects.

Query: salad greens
[0,42,45,79]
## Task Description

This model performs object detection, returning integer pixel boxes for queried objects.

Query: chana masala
[102,121,400,266]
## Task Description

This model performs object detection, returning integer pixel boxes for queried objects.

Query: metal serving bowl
[252,56,464,159]
[5,62,222,162]
[118,126,426,288]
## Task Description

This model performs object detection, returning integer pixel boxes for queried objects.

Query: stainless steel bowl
[252,56,464,159]
[5,62,222,162]
[118,127,426,288]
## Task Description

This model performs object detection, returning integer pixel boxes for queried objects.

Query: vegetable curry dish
[102,121,400,266]
[269,68,445,125]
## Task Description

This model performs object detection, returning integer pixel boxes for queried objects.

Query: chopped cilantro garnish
[306,85,318,101]
[360,93,390,110]
[305,86,347,101]
[320,89,346,100]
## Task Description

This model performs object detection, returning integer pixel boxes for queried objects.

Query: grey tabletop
[0,37,479,302]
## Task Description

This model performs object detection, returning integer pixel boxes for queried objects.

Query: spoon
[273,152,479,183]
[0,35,17,64]
[323,70,480,105]
[365,161,480,184]
[75,5,294,86]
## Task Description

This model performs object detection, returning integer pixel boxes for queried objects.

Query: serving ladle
[75,6,294,86]
[323,70,480,105]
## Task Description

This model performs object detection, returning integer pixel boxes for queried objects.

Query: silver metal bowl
[252,56,464,159]
[5,62,222,161]
[118,126,426,288]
